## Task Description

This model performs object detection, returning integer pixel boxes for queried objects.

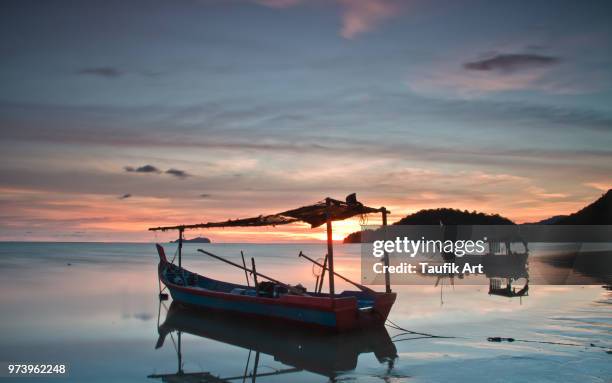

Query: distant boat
[150,194,396,332]
[170,236,211,243]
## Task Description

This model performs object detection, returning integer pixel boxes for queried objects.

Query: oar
[298,251,375,293]
[197,249,306,296]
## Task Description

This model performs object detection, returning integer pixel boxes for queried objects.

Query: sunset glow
[1,1,611,242]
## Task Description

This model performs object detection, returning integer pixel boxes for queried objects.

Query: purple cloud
[124,164,161,173]
[77,67,123,78]
[166,168,190,178]
[464,54,560,73]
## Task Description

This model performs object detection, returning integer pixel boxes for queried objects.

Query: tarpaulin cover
[149,194,383,231]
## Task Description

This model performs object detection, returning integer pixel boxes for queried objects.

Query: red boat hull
[156,244,396,332]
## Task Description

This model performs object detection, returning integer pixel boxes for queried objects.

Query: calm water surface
[0,242,610,382]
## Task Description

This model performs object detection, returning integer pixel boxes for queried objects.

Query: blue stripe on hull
[169,287,337,328]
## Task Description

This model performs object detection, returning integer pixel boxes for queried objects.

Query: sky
[1,0,612,242]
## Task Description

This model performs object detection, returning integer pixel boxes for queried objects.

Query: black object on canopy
[148,194,384,231]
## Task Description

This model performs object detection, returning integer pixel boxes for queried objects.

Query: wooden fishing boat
[150,194,396,332]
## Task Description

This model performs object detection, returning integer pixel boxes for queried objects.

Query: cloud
[410,69,547,95]
[124,164,189,178]
[124,164,161,173]
[584,182,612,192]
[338,0,399,39]
[253,0,399,39]
[254,0,302,8]
[464,54,560,73]
[3,99,612,157]
[165,168,190,178]
[77,67,123,78]
[409,53,565,95]
[118,193,132,200]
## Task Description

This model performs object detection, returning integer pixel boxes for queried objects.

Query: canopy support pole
[325,198,335,296]
[382,207,391,293]
[178,228,184,269]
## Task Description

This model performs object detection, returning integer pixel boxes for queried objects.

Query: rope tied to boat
[385,320,611,354]
[385,318,456,341]
[487,336,612,353]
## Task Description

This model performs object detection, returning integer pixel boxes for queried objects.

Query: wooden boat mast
[324,198,391,296]
[381,207,391,293]
[325,198,336,295]
[177,227,184,269]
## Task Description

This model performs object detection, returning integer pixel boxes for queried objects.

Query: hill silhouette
[171,236,211,243]
[529,215,567,225]
[343,208,513,243]
[343,191,612,243]
[393,208,514,225]
[553,189,612,225]
[343,229,376,244]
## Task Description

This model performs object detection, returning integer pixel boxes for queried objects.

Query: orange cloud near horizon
[0,185,605,243]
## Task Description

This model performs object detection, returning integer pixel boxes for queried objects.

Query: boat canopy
[149,193,385,231]
[149,193,393,295]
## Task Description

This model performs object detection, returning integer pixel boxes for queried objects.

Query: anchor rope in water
[385,319,611,354]
[487,337,612,352]
[385,318,456,340]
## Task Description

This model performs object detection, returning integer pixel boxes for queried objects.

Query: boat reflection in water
[482,241,529,299]
[149,301,397,382]
[428,238,531,304]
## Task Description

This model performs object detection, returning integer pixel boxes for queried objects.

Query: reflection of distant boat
[149,301,397,382]
[482,253,529,279]
[488,278,529,298]
[431,236,531,301]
